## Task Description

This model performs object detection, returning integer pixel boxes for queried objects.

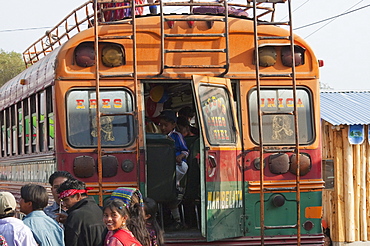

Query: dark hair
[127,193,151,246]
[178,106,194,119]
[176,116,190,128]
[20,184,49,210]
[48,171,73,186]
[143,197,164,246]
[103,199,130,222]
[57,179,87,197]
[159,110,177,124]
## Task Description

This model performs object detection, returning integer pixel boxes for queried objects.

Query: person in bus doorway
[0,191,38,246]
[19,184,64,246]
[57,178,106,246]
[44,171,73,226]
[158,110,188,230]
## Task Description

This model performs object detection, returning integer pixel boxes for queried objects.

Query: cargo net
[22,0,281,67]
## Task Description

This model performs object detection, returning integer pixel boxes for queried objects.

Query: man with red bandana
[57,179,106,246]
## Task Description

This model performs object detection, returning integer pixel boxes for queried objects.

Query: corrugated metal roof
[320,91,370,126]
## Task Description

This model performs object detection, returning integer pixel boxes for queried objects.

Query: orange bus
[0,0,324,244]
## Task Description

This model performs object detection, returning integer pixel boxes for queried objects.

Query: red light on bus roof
[318,60,324,67]
[75,43,95,67]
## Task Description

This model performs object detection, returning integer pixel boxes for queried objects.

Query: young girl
[110,187,151,246]
[103,199,143,246]
[143,198,164,246]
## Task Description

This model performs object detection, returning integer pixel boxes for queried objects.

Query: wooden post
[354,144,361,241]
[360,143,367,241]
[366,137,370,239]
[343,127,355,242]
[333,127,345,242]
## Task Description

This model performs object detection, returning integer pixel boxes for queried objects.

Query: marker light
[257,46,277,67]
[102,44,125,67]
[281,45,305,67]
[75,42,95,67]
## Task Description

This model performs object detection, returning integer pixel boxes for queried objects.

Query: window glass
[249,88,314,145]
[199,85,235,145]
[67,89,134,147]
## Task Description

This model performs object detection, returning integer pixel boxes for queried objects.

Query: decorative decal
[272,115,293,140]
[91,116,115,141]
[349,125,364,145]
[207,190,243,210]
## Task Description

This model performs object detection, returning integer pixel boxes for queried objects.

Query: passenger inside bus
[145,83,201,231]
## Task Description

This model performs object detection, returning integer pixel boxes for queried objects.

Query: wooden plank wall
[321,120,369,243]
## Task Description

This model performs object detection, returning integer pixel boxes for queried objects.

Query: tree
[0,49,25,87]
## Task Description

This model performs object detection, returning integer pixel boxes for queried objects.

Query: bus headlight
[269,153,289,174]
[289,153,311,176]
[102,44,125,67]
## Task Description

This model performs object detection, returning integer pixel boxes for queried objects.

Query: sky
[0,0,369,91]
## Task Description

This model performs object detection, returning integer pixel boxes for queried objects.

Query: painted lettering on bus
[75,99,123,109]
[260,98,304,108]
[207,190,243,210]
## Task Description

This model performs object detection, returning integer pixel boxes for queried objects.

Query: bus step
[165,33,225,38]
[165,49,225,53]
[264,224,298,230]
[257,21,289,26]
[259,73,292,77]
[164,65,226,69]
[258,36,290,40]
[100,73,133,78]
[99,35,133,40]
[264,187,297,192]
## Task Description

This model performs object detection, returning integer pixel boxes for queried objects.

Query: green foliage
[0,49,25,87]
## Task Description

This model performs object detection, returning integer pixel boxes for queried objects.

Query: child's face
[159,119,176,135]
[103,207,127,231]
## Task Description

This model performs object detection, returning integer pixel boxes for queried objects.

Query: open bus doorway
[143,80,204,236]
[143,76,244,242]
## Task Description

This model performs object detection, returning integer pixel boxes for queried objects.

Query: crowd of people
[0,107,197,246]
[0,172,164,246]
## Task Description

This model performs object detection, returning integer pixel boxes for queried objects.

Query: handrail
[22,0,279,67]
[23,0,95,67]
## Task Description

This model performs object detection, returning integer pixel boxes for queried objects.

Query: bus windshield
[248,88,314,145]
[66,89,134,147]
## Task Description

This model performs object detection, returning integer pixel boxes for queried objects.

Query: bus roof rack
[22,0,284,67]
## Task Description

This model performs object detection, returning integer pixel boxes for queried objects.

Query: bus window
[248,88,314,145]
[11,106,16,155]
[1,112,4,157]
[46,88,54,150]
[199,85,236,145]
[39,91,46,152]
[18,103,23,155]
[66,89,134,147]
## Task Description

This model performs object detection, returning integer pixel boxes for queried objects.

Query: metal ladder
[93,0,140,205]
[159,1,230,75]
[252,0,302,245]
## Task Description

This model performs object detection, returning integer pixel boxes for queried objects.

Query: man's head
[20,184,49,215]
[0,192,16,219]
[57,179,87,210]
[159,110,177,135]
[48,171,73,204]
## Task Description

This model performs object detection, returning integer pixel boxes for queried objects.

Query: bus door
[191,75,244,242]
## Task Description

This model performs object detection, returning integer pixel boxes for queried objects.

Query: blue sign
[349,125,364,145]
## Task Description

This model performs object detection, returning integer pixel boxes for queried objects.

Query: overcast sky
[0,0,369,91]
